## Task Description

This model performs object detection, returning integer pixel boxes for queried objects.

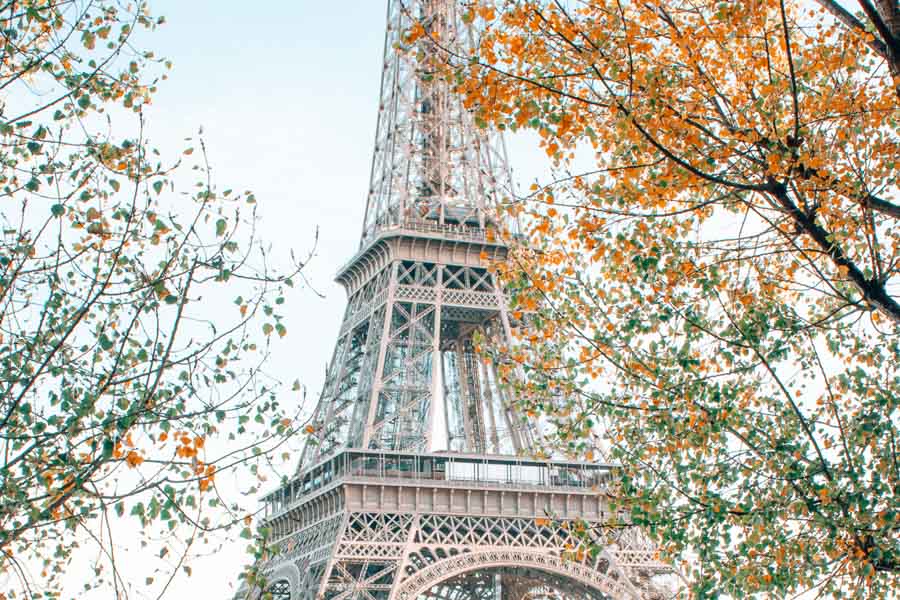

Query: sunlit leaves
[453,0,900,596]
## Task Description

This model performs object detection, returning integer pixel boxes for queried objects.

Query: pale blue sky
[144,0,386,288]
[92,2,391,597]
[141,0,391,418]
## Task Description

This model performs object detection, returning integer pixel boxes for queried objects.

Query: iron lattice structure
[240,1,673,598]
[299,0,527,467]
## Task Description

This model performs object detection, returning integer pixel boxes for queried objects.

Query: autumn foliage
[439,0,900,596]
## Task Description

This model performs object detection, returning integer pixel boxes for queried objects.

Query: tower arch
[265,563,302,600]
[394,550,636,600]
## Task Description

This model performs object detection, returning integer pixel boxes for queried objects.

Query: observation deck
[263,449,617,523]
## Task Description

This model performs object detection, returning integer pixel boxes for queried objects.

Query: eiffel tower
[242,1,671,598]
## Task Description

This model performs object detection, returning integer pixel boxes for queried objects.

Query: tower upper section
[360,0,514,247]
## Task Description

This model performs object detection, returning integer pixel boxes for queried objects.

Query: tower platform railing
[262,449,616,519]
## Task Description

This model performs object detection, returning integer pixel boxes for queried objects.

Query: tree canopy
[439,0,900,596]
[0,1,304,596]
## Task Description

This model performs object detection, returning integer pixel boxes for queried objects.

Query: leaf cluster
[450,0,900,597]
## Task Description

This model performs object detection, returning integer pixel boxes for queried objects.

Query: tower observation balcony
[262,450,616,520]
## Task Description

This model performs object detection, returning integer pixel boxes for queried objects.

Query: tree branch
[768,180,900,323]
[815,0,890,58]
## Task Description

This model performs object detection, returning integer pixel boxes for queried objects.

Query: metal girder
[252,486,673,600]
[360,0,514,247]
[302,255,531,465]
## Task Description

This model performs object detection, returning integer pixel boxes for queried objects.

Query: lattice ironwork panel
[257,500,671,600]
[323,558,399,600]
[343,513,414,544]
[299,562,328,600]
[266,579,291,600]
[395,285,439,303]
[416,515,576,549]
[441,266,494,293]
[368,299,436,451]
[275,513,345,567]
[422,566,613,600]
[442,290,498,309]
[360,0,515,244]
[302,249,531,461]
[398,261,439,287]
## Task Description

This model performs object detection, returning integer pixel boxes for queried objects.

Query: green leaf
[50,203,64,217]
[215,219,226,237]
[262,323,273,336]
[152,180,163,195]
[99,333,114,351]
[77,94,91,109]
